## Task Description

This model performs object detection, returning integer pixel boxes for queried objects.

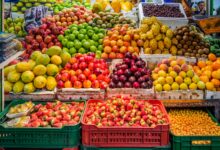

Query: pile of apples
[102,24,143,59]
[52,5,98,27]
[83,96,168,127]
[56,53,110,89]
[152,57,206,92]
[109,52,153,88]
[23,17,66,55]
[26,101,84,128]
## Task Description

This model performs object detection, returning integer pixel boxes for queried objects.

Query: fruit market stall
[0,0,220,149]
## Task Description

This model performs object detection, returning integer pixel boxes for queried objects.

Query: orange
[202,70,212,79]
[197,61,206,69]
[211,79,220,87]
[200,75,209,83]
[205,66,213,71]
[208,53,217,62]
[206,60,213,66]
[212,62,220,70]
[212,71,218,79]
[216,69,220,79]
[206,82,215,91]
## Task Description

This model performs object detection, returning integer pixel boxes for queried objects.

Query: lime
[87,30,94,37]
[79,29,87,34]
[69,47,77,54]
[67,41,74,48]
[81,39,87,43]
[94,41,99,47]
[71,27,78,31]
[98,33,104,39]
[82,23,88,28]
[98,39,103,44]
[78,34,84,40]
[78,47,86,54]
[69,34,75,41]
[65,35,70,40]
[78,24,84,30]
[99,29,106,34]
[92,34,99,41]
[64,29,71,35]
[83,41,91,49]
[98,45,103,51]
[93,27,99,33]
[72,30,79,36]
[84,35,89,40]
[58,35,64,41]
[89,40,95,46]
[74,41,82,49]
[61,38,68,46]
[69,24,77,28]
[90,46,97,52]
[86,26,93,30]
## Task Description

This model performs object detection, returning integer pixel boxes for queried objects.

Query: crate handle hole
[192,140,211,145]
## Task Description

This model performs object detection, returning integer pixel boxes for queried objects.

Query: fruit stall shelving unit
[0,51,23,111]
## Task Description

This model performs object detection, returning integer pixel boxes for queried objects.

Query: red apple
[74,81,82,88]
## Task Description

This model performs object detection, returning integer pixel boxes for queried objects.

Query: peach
[159,64,168,72]
[170,60,178,67]
[173,65,181,73]
[177,58,185,66]
[181,64,189,72]
[175,76,183,84]
[161,59,170,65]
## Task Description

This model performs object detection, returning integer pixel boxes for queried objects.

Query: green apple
[8,27,15,33]
[18,31,23,37]
[16,2,24,7]
[45,3,52,7]
[12,6,18,12]
[21,7,27,12]
[26,3,32,7]
[34,3,41,6]
[6,18,13,24]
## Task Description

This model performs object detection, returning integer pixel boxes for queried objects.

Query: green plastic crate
[0,99,85,148]
[171,110,220,150]
[80,145,171,150]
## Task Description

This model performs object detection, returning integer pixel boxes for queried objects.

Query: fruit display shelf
[155,90,204,100]
[56,88,105,100]
[0,99,85,148]
[138,2,188,29]
[4,89,56,101]
[106,88,155,100]
[205,91,220,99]
[82,99,170,148]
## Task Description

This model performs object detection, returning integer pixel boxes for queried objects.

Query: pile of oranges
[101,24,143,59]
[169,109,220,136]
[193,53,220,91]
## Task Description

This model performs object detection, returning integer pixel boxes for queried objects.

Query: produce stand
[0,0,220,150]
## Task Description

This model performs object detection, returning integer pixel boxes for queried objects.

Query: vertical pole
[210,0,213,16]
[0,0,3,112]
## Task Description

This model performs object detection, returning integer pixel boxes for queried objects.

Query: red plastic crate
[82,100,170,147]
